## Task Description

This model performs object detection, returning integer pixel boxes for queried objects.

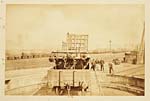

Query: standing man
[100,60,105,71]
[91,60,96,71]
[108,62,114,74]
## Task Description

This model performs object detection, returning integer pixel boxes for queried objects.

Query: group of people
[52,55,91,70]
[90,59,114,74]
[90,59,105,71]
[49,55,114,74]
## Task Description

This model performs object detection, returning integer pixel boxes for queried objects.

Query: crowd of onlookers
[49,55,116,74]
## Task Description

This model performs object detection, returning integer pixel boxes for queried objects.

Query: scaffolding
[62,32,88,56]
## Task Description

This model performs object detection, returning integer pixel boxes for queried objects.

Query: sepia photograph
[5,3,145,96]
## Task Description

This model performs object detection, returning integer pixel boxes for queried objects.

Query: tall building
[62,32,88,53]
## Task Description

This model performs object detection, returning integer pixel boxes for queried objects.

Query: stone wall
[105,75,144,95]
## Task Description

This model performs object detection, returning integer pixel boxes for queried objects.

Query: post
[59,71,61,86]
[73,71,75,87]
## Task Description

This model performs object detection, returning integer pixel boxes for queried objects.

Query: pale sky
[6,4,144,51]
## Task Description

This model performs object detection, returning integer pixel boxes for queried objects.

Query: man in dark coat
[108,63,114,74]
[100,60,105,71]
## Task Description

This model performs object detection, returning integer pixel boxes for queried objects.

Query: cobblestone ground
[5,55,144,96]
[34,85,136,96]
[34,71,137,96]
